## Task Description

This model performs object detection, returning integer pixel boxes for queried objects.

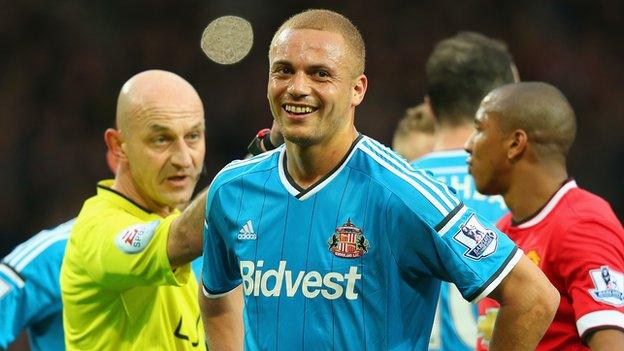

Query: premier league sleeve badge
[452,214,498,261]
[588,265,624,307]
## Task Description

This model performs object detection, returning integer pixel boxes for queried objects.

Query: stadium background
[1,0,622,260]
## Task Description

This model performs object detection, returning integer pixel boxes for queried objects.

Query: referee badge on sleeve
[115,220,160,254]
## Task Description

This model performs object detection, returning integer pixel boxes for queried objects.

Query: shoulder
[354,137,462,222]
[2,218,75,274]
[210,148,280,192]
[206,148,281,214]
[411,149,468,169]
[563,188,621,226]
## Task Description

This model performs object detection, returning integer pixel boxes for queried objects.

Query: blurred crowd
[1,0,622,254]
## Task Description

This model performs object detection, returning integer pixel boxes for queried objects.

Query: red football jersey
[476,180,624,350]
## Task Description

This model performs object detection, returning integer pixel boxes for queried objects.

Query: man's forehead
[270,28,347,60]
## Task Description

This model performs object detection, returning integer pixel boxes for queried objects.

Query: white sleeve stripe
[577,310,624,337]
[6,231,69,271]
[437,205,468,236]
[359,145,449,216]
[9,232,69,272]
[202,283,239,299]
[363,139,459,210]
[425,166,469,175]
[219,147,280,174]
[469,249,524,303]
[0,264,25,288]
[4,219,73,264]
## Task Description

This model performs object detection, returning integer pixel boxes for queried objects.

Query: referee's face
[124,101,206,212]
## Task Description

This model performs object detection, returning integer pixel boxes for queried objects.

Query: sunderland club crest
[588,265,624,307]
[453,214,497,260]
[328,218,369,258]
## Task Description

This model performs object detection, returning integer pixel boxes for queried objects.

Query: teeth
[285,105,314,114]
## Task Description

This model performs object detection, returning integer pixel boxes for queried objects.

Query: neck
[112,169,174,217]
[285,127,358,189]
[502,163,568,223]
[433,122,474,151]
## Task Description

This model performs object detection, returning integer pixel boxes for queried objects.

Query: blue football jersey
[0,218,204,351]
[0,219,74,351]
[413,149,508,351]
[203,136,521,351]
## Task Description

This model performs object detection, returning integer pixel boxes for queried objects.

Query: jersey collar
[278,134,364,201]
[513,179,577,229]
[96,180,166,220]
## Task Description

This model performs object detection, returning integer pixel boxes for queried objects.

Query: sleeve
[83,213,190,291]
[387,197,522,303]
[0,242,65,349]
[201,189,242,298]
[0,263,28,348]
[0,264,57,349]
[557,218,624,338]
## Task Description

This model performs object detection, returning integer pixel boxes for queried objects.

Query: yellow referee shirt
[61,180,205,350]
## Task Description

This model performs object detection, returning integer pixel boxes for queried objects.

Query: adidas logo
[238,220,257,240]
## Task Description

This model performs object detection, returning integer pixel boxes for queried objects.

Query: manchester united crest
[327,218,369,258]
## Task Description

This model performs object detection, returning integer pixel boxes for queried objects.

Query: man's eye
[315,71,330,78]
[275,67,292,75]
[153,136,168,144]
[187,132,201,141]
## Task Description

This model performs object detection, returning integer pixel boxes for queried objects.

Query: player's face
[465,103,510,195]
[267,29,366,147]
[124,107,205,209]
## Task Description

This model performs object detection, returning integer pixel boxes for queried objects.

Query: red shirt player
[465,82,624,350]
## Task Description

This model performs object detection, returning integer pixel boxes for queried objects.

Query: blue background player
[413,150,507,350]
[412,31,519,350]
[0,218,203,351]
[0,219,74,351]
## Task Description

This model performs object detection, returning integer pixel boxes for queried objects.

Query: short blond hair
[270,9,366,76]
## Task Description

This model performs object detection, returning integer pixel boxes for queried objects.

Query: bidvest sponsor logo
[240,260,361,300]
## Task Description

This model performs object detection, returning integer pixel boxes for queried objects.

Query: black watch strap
[247,128,273,156]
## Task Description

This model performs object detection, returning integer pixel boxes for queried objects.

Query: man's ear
[508,129,528,160]
[104,128,127,163]
[351,74,368,107]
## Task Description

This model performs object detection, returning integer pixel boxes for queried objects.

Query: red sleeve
[557,217,624,338]
[476,297,500,351]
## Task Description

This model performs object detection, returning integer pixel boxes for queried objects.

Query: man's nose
[170,140,194,168]
[287,72,311,97]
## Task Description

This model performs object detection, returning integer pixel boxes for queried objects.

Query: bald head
[482,82,576,159]
[116,70,203,133]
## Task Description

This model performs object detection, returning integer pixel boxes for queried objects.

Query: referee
[60,70,207,350]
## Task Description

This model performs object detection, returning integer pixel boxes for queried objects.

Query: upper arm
[488,255,558,306]
[81,213,188,290]
[201,194,242,296]
[0,262,59,348]
[388,198,521,302]
[586,329,624,350]
[166,190,207,268]
[556,219,624,340]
